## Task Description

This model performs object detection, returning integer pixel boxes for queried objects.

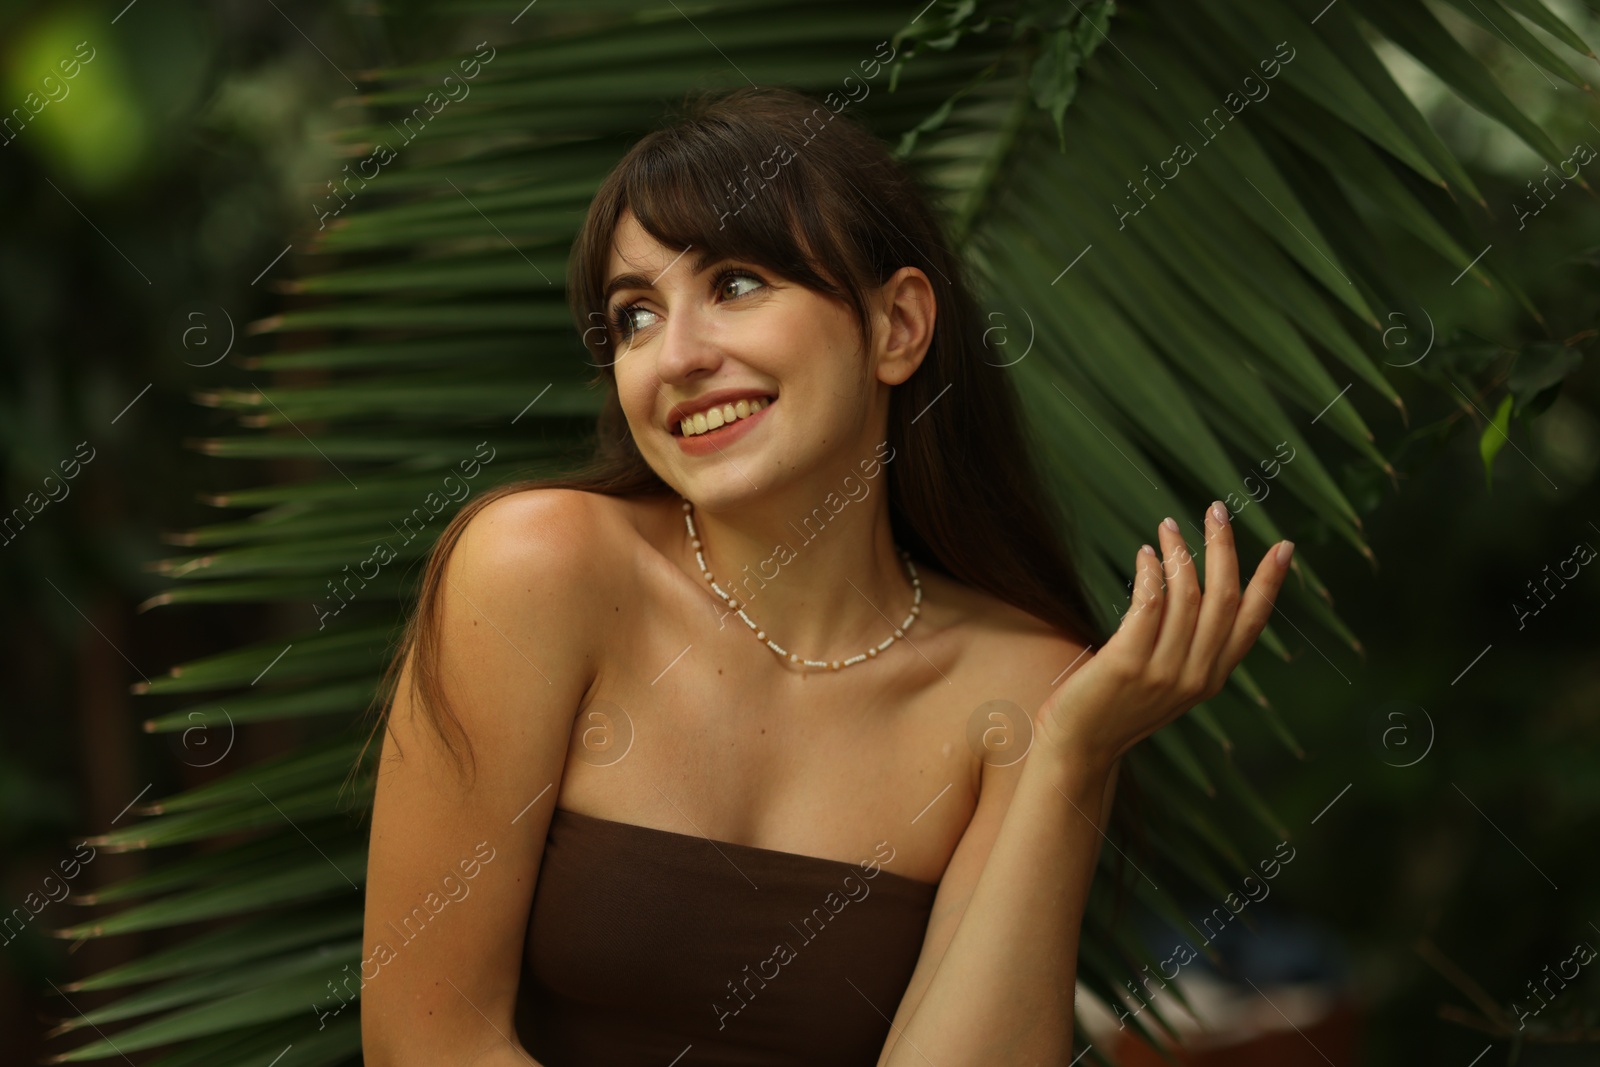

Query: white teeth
[679,396,770,437]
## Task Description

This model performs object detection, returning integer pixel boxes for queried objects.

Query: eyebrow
[603,248,728,305]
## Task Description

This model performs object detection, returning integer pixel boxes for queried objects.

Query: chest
[555,571,993,885]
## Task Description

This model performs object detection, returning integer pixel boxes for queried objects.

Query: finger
[1150,516,1200,680]
[1187,500,1240,682]
[1116,541,1165,657]
[1214,540,1295,678]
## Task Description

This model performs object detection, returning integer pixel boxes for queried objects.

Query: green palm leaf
[50,1,1581,1061]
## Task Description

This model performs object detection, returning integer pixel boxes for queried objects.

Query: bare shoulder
[450,486,624,584]
[363,487,623,1060]
[919,565,1090,700]
[435,487,635,692]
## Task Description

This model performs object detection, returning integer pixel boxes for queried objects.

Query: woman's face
[602,208,927,512]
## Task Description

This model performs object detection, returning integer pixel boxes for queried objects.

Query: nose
[652,298,724,388]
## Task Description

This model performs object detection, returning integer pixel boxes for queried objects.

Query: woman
[358,84,1293,1066]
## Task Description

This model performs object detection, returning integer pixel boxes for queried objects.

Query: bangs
[623,130,841,294]
[571,98,875,364]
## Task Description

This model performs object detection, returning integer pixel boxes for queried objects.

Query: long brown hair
[358,84,1109,782]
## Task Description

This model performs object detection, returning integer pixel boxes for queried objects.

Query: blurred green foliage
[1,1,1594,1064]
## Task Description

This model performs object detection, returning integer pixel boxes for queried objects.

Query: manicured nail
[1161,516,1179,533]
[1211,501,1229,526]
[1276,541,1295,565]
[1140,543,1156,557]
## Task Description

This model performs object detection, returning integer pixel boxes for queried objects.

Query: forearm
[885,744,1112,1066]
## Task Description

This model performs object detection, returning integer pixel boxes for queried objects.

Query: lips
[671,393,775,455]
[676,396,774,437]
[666,389,777,436]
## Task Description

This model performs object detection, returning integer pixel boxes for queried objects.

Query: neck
[680,471,916,668]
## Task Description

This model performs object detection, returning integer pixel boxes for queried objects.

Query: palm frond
[51,0,1584,1060]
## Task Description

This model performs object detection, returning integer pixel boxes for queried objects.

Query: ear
[871,267,936,386]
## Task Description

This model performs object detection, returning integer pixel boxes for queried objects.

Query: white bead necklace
[681,497,923,670]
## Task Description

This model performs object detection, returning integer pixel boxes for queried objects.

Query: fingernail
[1276,540,1295,565]
[1140,543,1156,557]
[1161,516,1178,534]
[1211,501,1229,526]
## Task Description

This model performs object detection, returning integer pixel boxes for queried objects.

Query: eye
[609,302,655,341]
[715,268,765,300]
[606,267,765,342]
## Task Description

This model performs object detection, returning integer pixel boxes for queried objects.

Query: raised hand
[1034,500,1294,773]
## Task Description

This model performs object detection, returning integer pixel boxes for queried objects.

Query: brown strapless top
[514,807,940,1066]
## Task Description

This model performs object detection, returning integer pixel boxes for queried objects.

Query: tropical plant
[45,0,1593,1062]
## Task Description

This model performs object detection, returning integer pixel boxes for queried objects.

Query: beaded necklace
[681,496,923,670]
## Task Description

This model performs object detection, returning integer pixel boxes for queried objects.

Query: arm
[361,490,605,1067]
[878,504,1292,1065]
[874,658,1123,1067]
[875,724,1117,1065]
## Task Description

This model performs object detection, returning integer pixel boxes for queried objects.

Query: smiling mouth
[673,396,775,437]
